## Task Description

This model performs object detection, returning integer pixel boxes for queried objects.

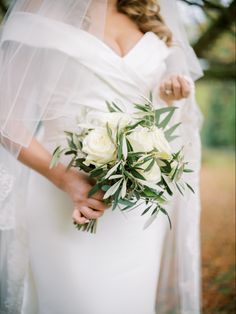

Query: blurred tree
[179,0,236,80]
[202,81,235,148]
[0,0,7,15]
[179,1,235,149]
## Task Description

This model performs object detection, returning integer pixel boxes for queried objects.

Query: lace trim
[5,230,28,314]
[0,228,28,314]
[0,164,16,230]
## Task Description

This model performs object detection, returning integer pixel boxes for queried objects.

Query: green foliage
[197,80,235,149]
[51,93,194,233]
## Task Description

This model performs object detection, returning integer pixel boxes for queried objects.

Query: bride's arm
[17,138,107,224]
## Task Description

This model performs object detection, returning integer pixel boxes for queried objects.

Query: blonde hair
[117,0,172,46]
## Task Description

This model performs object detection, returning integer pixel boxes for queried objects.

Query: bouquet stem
[74,219,98,234]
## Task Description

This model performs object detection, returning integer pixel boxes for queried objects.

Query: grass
[200,148,235,313]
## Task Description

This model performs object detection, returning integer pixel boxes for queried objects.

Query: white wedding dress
[21,30,173,314]
[0,14,202,313]
[0,1,205,313]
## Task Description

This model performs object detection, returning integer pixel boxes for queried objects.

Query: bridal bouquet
[50,94,194,233]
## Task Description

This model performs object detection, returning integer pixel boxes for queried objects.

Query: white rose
[82,128,116,166]
[139,160,161,183]
[151,126,172,159]
[87,112,132,129]
[127,127,154,153]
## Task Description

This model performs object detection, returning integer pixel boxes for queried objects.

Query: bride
[0,1,203,313]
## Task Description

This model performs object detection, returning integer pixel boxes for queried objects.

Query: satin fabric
[21,28,172,314]
[1,14,202,314]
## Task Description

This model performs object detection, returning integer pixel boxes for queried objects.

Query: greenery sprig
[50,92,194,233]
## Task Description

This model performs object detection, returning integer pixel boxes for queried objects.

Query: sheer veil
[156,1,203,313]
[0,1,108,312]
[0,1,203,313]
[159,0,203,81]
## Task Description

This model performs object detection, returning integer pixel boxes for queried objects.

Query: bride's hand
[159,75,191,105]
[60,169,107,225]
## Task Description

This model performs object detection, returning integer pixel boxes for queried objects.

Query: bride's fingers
[91,189,105,201]
[159,75,190,104]
[72,209,90,225]
[160,80,174,101]
[177,76,190,98]
[80,206,104,219]
[164,79,173,94]
[160,82,170,98]
[172,76,181,99]
[87,198,109,211]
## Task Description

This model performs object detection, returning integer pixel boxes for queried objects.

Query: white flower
[151,126,172,160]
[139,160,161,184]
[82,128,116,166]
[127,127,154,152]
[86,112,132,129]
[127,126,172,160]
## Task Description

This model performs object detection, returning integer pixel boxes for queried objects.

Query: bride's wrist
[46,162,69,191]
[165,99,173,106]
[51,166,84,194]
[159,94,173,106]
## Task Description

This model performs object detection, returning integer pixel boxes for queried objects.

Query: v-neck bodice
[84,30,153,60]
[68,28,171,114]
[76,28,170,80]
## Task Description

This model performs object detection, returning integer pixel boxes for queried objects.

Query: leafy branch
[51,93,194,233]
